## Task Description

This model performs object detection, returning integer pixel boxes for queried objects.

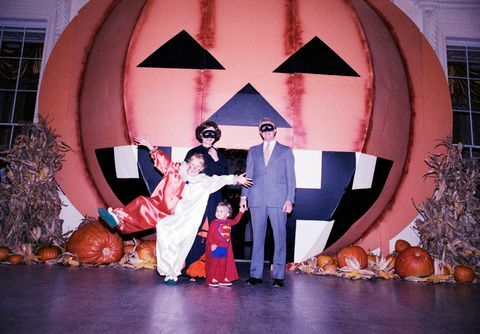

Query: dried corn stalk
[0,117,70,254]
[414,138,480,273]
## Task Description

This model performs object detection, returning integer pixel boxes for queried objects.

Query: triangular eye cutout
[274,36,359,77]
[208,83,291,128]
[137,30,225,70]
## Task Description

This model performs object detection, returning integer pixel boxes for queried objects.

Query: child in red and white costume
[98,138,252,285]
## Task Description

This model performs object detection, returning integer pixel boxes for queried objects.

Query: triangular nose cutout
[137,30,225,70]
[274,36,359,77]
[208,83,291,128]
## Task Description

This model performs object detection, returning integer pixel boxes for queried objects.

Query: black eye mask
[259,123,275,132]
[202,130,217,138]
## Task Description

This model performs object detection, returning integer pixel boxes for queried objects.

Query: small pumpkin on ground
[0,246,10,261]
[37,246,61,261]
[337,246,368,269]
[8,254,24,265]
[316,255,335,268]
[394,239,411,253]
[323,263,338,273]
[395,246,434,278]
[136,240,156,264]
[66,220,123,265]
[453,265,475,283]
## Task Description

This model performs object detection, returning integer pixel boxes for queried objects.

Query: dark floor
[0,262,479,334]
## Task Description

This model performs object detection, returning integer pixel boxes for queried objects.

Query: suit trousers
[249,205,287,280]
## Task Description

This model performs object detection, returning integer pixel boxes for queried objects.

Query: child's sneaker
[98,207,119,229]
[208,279,219,287]
[219,278,232,287]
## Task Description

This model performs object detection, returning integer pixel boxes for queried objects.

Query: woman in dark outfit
[182,121,228,278]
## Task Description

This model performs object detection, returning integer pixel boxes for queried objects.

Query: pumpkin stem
[102,248,111,256]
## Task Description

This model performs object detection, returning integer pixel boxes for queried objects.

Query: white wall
[393,0,480,74]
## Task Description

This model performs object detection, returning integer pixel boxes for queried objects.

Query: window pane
[11,125,23,145]
[447,49,467,77]
[13,91,36,122]
[471,147,480,158]
[470,80,480,111]
[0,29,24,58]
[449,78,469,110]
[0,58,20,89]
[470,62,480,80]
[453,112,472,145]
[461,146,472,159]
[23,30,45,58]
[18,59,41,89]
[0,90,15,122]
[472,113,480,146]
[0,124,12,148]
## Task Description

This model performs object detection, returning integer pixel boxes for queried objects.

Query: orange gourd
[66,221,123,265]
[8,254,24,265]
[453,265,475,283]
[323,263,338,273]
[0,247,10,261]
[136,240,156,264]
[394,247,433,278]
[38,246,60,261]
[337,246,368,269]
[394,239,411,253]
[317,255,335,268]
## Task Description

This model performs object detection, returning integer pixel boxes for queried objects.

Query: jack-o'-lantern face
[125,0,371,150]
[42,0,453,256]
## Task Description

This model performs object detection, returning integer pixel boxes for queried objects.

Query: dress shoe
[246,277,263,285]
[272,279,284,288]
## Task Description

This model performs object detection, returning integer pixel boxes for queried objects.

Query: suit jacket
[241,142,296,208]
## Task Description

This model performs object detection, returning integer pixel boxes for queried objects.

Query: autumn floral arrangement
[297,138,478,284]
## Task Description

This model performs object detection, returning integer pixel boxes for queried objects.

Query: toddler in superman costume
[98,137,252,284]
[205,201,245,287]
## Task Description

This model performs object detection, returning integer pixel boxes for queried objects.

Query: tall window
[447,44,480,158]
[0,25,46,149]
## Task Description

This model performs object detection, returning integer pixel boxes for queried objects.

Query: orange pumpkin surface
[323,263,338,273]
[394,239,411,253]
[394,247,433,278]
[0,247,10,261]
[136,240,156,264]
[66,221,123,265]
[453,265,475,283]
[337,246,368,269]
[8,254,24,265]
[38,246,60,261]
[317,255,335,268]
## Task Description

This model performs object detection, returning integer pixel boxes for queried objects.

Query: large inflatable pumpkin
[39,0,451,260]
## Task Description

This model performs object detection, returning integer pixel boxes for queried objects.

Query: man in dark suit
[240,118,296,287]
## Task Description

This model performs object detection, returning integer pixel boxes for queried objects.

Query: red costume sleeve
[229,211,244,226]
[150,148,173,174]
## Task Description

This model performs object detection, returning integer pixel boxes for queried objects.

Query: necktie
[264,143,271,165]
